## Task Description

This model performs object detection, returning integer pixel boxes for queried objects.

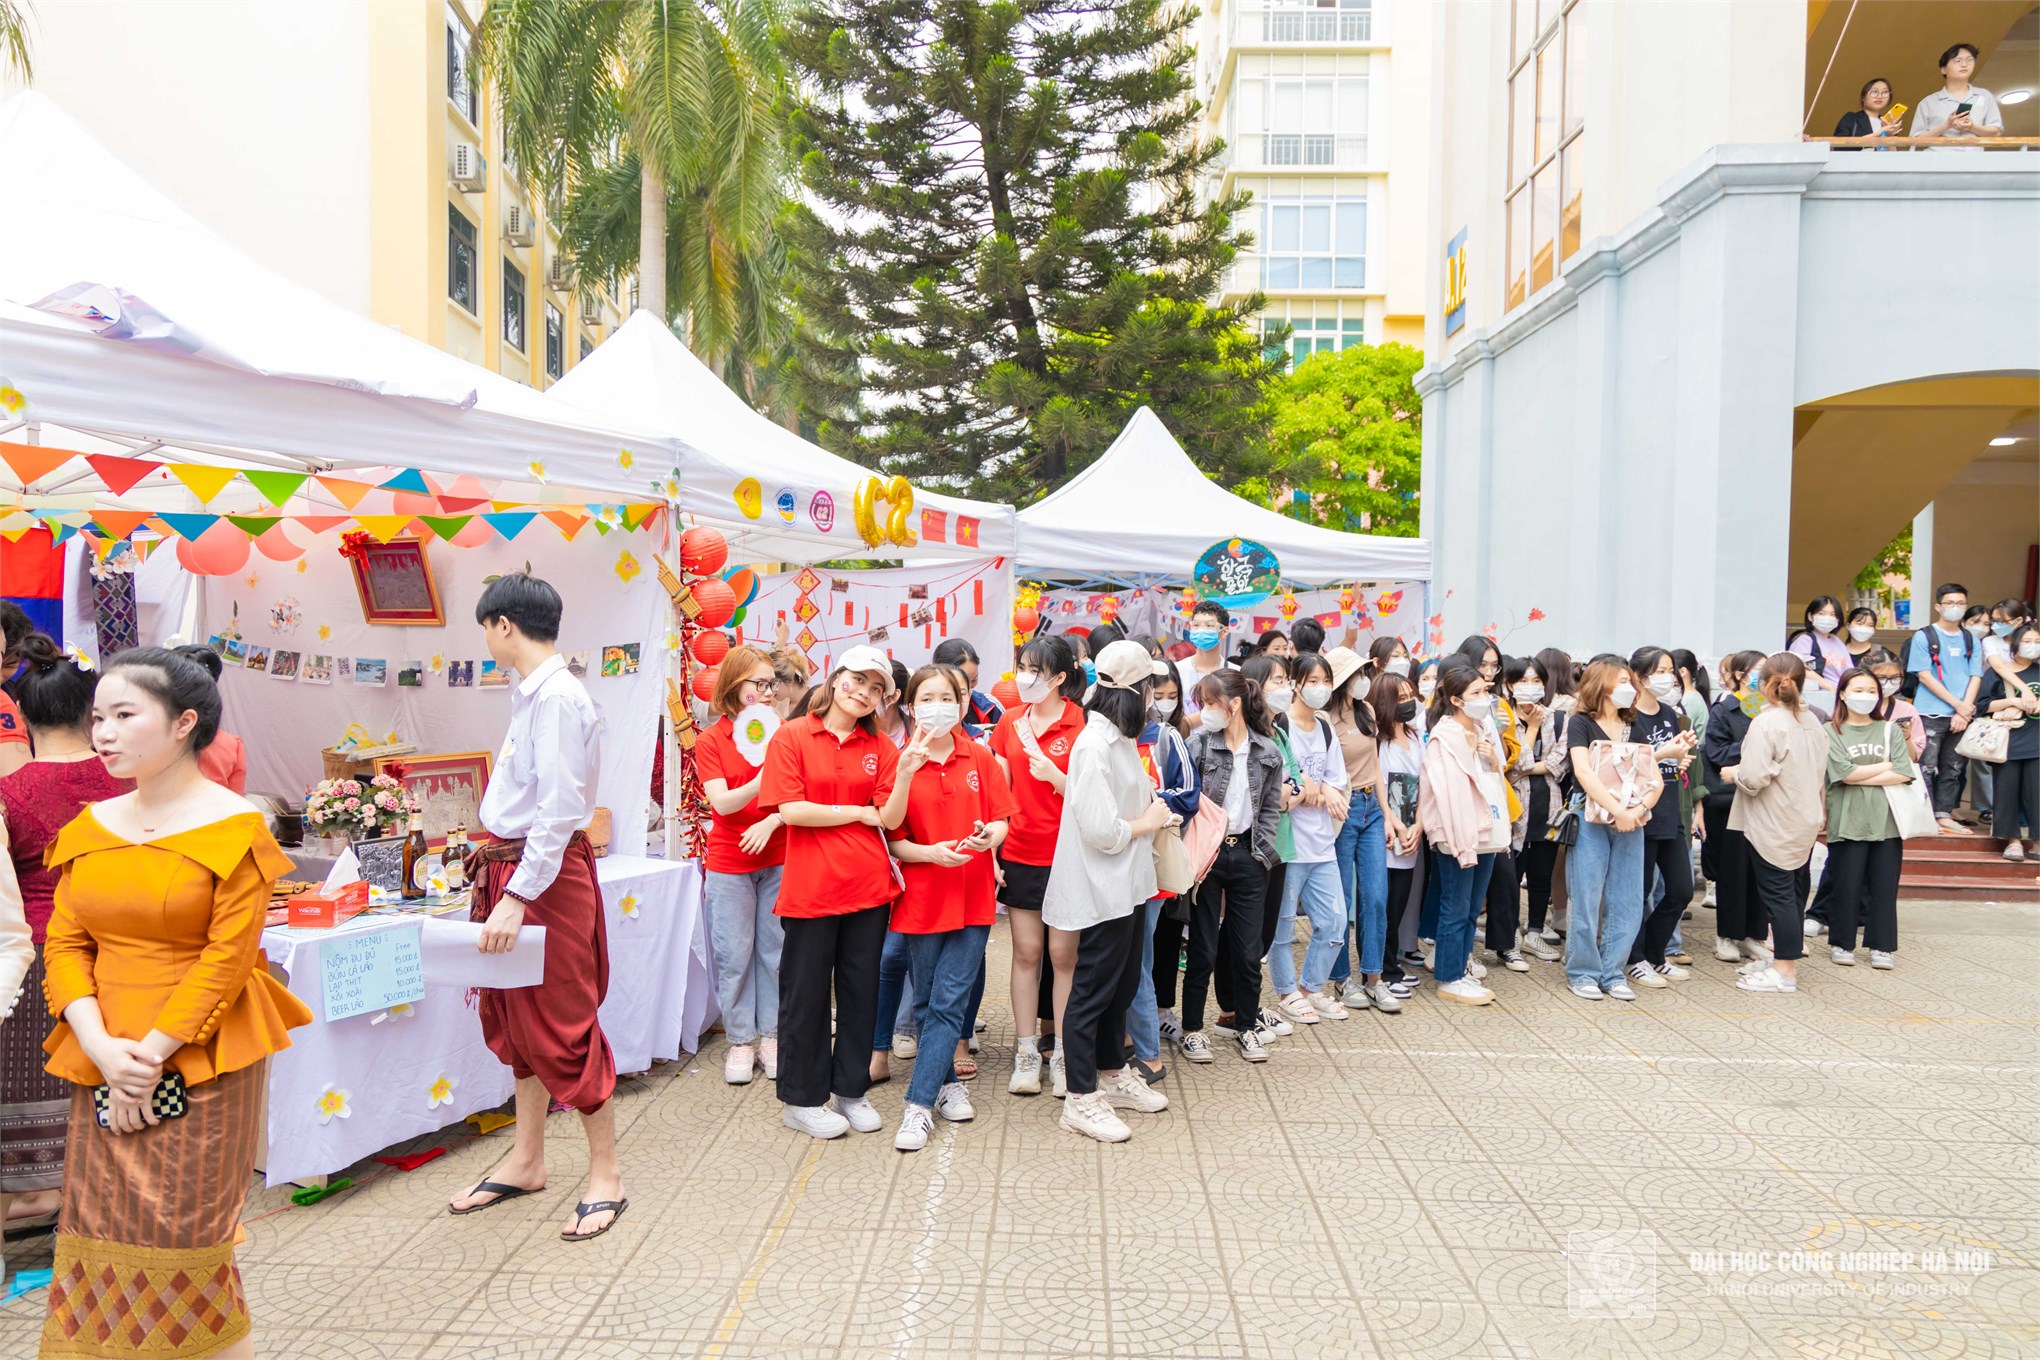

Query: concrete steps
[1898,831,2038,902]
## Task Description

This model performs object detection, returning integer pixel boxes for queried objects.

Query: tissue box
[287,881,370,928]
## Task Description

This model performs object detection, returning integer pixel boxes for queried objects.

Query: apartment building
[7,0,626,389]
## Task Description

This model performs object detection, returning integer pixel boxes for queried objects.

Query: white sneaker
[1309,990,1350,1021]
[1870,950,1895,970]
[1702,882,1717,908]
[1420,940,1436,971]
[894,1104,935,1152]
[1258,1006,1295,1038]
[1714,937,1743,962]
[759,1036,779,1080]
[783,1104,850,1139]
[1656,962,1690,981]
[2006,841,2028,863]
[936,1081,975,1123]
[1235,1028,1270,1063]
[1365,981,1403,1013]
[724,1043,757,1084]
[1439,978,1495,1006]
[1103,1067,1169,1113]
[1628,962,1668,989]
[1803,917,1826,939]
[1179,1031,1215,1063]
[1060,1091,1131,1143]
[1568,980,1605,1000]
[1539,923,1564,943]
[1741,938,1775,963]
[1830,946,1857,967]
[1605,980,1638,1001]
[1049,1049,1068,1099]
[891,1032,918,1059]
[1340,980,1370,1008]
[1009,1045,1043,1096]
[1277,992,1321,1025]
[1521,934,1562,962]
[1158,1009,1183,1045]
[1736,966,1797,994]
[831,1094,883,1133]
[1499,950,1530,973]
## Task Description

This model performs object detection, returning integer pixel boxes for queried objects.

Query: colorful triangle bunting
[481,511,536,542]
[84,453,163,496]
[156,513,220,542]
[0,442,76,486]
[225,516,282,538]
[292,515,352,534]
[166,464,240,505]
[353,515,413,543]
[377,468,432,495]
[89,511,156,541]
[242,470,310,507]
[315,475,375,511]
[418,515,474,542]
[542,509,587,541]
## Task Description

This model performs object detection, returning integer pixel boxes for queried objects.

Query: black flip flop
[560,1198,629,1242]
[448,1179,544,1216]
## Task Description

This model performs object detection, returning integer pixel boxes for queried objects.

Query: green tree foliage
[2,0,34,83]
[1240,342,1423,536]
[784,0,1283,501]
[1853,524,1912,595]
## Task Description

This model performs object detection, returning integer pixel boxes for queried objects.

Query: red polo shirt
[887,737,1018,933]
[759,712,900,918]
[696,716,787,873]
[988,701,1083,867]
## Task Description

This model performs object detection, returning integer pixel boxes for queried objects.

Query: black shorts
[999,857,1053,914]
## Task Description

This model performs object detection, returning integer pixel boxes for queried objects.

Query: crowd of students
[693,583,2040,1147]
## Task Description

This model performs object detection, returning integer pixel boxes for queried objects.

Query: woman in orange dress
[39,647,310,1360]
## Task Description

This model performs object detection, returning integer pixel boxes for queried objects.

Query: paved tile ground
[6,900,2037,1359]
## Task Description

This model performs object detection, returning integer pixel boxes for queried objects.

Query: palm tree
[474,0,788,360]
[2,0,35,83]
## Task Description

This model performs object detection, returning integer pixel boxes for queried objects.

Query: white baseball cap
[834,644,895,692]
[1094,639,1168,690]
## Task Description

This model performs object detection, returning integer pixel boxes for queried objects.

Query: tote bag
[1953,717,2010,765]
[1879,722,1941,840]
[1581,740,1655,825]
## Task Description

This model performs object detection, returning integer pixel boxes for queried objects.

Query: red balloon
[691,577,737,628]
[990,678,1022,709]
[391,491,440,518]
[254,522,309,562]
[174,534,201,573]
[1012,606,1039,634]
[188,520,251,576]
[690,630,730,667]
[680,526,729,577]
[725,566,759,608]
[691,663,721,703]
[451,517,494,548]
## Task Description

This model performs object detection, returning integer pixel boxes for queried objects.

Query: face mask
[1189,627,1222,651]
[1347,675,1371,702]
[1610,683,1639,709]
[1198,707,1228,732]
[914,701,960,736]
[1940,604,1965,623]
[2020,643,2040,662]
[1648,674,1679,699]
[1301,684,1332,710]
[1966,624,1990,640]
[1016,673,1051,704]
[1842,691,1878,715]
[1993,621,2017,638]
[1385,657,1411,677]
[1264,686,1295,712]
[1396,700,1420,724]
[1879,678,1903,697]
[1153,697,1179,718]
[1462,695,1496,721]
[1811,615,1838,634]
[1848,624,1876,642]
[1081,660,1097,685]
[1417,675,1436,700]
[1513,684,1544,705]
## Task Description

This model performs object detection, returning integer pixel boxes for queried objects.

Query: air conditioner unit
[580,291,603,325]
[548,256,572,290]
[503,202,534,247]
[448,140,487,191]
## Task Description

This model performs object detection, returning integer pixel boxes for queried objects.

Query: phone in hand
[1954,102,1973,116]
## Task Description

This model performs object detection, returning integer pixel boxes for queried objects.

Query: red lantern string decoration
[679,525,729,576]
[690,630,729,668]
[691,663,722,703]
[1012,605,1039,635]
[691,577,737,629]
[991,678,1022,709]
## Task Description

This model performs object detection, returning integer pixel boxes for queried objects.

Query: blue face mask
[1993,621,2017,637]
[1189,627,1222,651]
[1081,660,1097,684]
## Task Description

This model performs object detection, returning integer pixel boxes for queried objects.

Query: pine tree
[784,0,1282,502]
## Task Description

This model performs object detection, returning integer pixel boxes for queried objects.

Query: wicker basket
[320,742,416,783]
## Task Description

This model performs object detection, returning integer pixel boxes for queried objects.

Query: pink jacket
[1420,721,1499,868]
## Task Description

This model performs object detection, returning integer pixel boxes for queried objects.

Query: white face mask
[1153,697,1179,718]
[1966,624,1991,640]
[2020,642,2040,661]
[1811,615,1839,634]
[1264,686,1295,712]
[1848,623,1876,643]
[914,701,960,736]
[1879,678,1903,697]
[1348,675,1371,701]
[1198,706,1228,732]
[1513,684,1544,705]
[1842,691,1878,715]
[1462,695,1496,721]
[1940,604,1966,623]
[1610,683,1639,709]
[1647,674,1679,699]
[1417,675,1437,699]
[1301,684,1332,710]
[1016,673,1051,704]
[1385,657,1411,677]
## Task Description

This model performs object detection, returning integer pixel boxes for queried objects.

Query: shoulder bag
[1582,739,1654,826]
[1878,722,1940,841]
[1953,716,2010,765]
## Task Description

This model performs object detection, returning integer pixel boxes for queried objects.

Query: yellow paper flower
[615,550,641,585]
[528,458,548,483]
[387,1002,414,1019]
[317,624,332,641]
[663,630,680,654]
[0,383,25,415]
[617,448,635,472]
[244,572,260,588]
[295,559,308,574]
[660,474,681,500]
[619,893,640,919]
[315,1085,353,1125]
[430,654,446,673]
[427,1074,459,1109]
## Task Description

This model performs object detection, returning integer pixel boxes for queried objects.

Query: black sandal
[560,1198,629,1242]
[447,1179,543,1216]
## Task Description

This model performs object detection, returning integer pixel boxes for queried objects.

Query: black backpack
[1906,624,1974,701]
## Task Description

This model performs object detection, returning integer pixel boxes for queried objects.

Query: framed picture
[349,536,445,626]
[374,751,493,850]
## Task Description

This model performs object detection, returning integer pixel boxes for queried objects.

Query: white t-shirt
[1379,736,1422,870]
[1222,742,1251,833]
[1285,714,1348,863]
[1175,655,1233,714]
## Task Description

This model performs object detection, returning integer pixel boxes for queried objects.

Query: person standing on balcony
[1910,43,2003,141]
[1832,77,1904,147]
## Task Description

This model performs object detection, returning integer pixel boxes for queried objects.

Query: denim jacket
[1187,726,1286,868]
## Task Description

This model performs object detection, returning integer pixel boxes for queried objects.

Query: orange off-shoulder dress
[38,809,311,1360]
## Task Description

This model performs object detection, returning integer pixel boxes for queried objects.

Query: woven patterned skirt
[0,949,69,1192]
[40,1062,264,1359]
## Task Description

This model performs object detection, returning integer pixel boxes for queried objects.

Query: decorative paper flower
[315,1085,353,1125]
[660,473,681,500]
[63,644,95,672]
[619,893,640,919]
[617,448,635,472]
[1528,607,1547,623]
[387,1002,414,1020]
[317,624,331,640]
[527,459,547,483]
[0,381,25,415]
[427,1074,458,1108]
[614,550,641,585]
[295,559,309,574]
[430,654,446,673]
[244,572,261,588]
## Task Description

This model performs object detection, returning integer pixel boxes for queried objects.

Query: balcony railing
[1234,132,1370,171]
[1812,135,2038,151]
[1237,4,1373,46]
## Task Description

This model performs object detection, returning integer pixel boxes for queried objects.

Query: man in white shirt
[1910,42,2005,141]
[1174,601,1235,715]
[448,574,625,1242]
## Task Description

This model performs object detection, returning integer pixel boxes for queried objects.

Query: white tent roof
[1015,407,1430,583]
[545,312,1015,561]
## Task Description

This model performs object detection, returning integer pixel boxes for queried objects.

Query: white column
[1909,502,1934,628]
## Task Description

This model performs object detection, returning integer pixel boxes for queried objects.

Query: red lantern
[1012,605,1039,635]
[690,630,730,667]
[691,576,737,628]
[991,678,1022,709]
[691,663,721,703]
[680,526,729,577]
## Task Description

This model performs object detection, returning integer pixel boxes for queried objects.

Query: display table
[257,855,712,1187]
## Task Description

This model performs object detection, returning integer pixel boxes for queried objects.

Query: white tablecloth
[258,855,712,1186]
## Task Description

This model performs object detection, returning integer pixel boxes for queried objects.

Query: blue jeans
[1647,863,1685,956]
[872,929,918,1051]
[1565,821,1646,989]
[1432,853,1494,984]
[704,865,784,1045]
[1124,897,1166,1063]
[1270,859,1347,994]
[1329,791,1387,982]
[902,925,990,1109]
[1419,848,1442,940]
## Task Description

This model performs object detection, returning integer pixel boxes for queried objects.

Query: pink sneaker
[724,1044,756,1085]
[759,1036,779,1080]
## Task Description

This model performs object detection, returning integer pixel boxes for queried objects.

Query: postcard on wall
[353,657,389,687]
[446,659,475,688]
[478,660,510,689]
[336,656,353,682]
[907,583,928,601]
[301,654,335,685]
[397,659,425,688]
[564,650,589,678]
[222,638,248,665]
[244,646,271,672]
[600,643,641,677]
[269,650,301,680]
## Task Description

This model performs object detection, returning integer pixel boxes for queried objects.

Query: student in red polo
[988,634,1086,1098]
[760,645,919,1140]
[884,665,1017,1151]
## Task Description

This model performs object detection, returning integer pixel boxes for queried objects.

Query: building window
[1233,58,1369,170]
[580,336,594,361]
[502,261,526,353]
[1261,196,1365,289]
[545,302,564,379]
[448,206,477,314]
[446,7,479,127]
[1504,0,1583,311]
[1253,0,1372,44]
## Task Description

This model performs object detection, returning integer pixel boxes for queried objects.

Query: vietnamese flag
[955,515,980,548]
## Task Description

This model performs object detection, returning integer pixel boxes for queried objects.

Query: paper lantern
[690,631,730,667]
[391,490,441,518]
[691,576,737,628]
[174,534,201,573]
[725,566,759,608]
[680,526,729,577]
[1012,605,1039,635]
[254,523,308,562]
[691,663,722,703]
[451,517,495,548]
[188,520,251,576]
[991,678,1022,709]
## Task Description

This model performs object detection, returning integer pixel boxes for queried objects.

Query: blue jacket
[1139,721,1203,821]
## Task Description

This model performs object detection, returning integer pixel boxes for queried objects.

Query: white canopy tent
[1014,406,1431,585]
[545,312,1017,562]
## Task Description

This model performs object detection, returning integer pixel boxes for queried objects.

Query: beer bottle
[402,811,430,901]
[445,826,467,890]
